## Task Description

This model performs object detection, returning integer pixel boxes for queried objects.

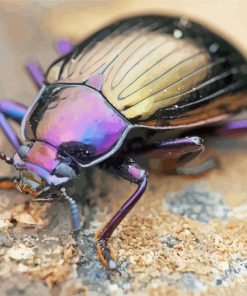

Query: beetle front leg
[0,100,27,150]
[96,158,148,269]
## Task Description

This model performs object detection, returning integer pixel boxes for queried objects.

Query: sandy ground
[0,1,247,295]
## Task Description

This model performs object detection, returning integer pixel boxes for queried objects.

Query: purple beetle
[0,15,247,269]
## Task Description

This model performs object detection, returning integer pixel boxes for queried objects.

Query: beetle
[0,14,247,269]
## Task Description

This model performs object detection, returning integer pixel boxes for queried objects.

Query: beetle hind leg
[128,136,218,175]
[96,158,148,269]
[176,120,247,174]
[160,138,218,175]
[216,120,247,137]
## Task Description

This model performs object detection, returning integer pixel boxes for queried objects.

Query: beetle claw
[96,237,117,270]
[108,259,117,270]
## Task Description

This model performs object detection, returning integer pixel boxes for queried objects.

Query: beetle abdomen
[46,15,247,128]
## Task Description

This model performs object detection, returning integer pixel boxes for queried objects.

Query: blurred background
[0,1,247,295]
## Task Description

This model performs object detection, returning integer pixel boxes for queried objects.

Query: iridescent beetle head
[0,142,81,231]
[12,142,78,199]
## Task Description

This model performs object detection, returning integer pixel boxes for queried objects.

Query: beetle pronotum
[0,15,247,269]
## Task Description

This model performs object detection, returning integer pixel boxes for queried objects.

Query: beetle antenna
[60,187,81,232]
[0,151,14,165]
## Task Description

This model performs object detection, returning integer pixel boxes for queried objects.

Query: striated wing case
[46,15,247,128]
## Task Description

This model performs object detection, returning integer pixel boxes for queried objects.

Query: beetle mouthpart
[16,180,42,198]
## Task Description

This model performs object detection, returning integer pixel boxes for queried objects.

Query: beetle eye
[18,144,32,159]
[53,163,77,179]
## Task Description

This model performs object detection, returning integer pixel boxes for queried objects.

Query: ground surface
[0,1,247,295]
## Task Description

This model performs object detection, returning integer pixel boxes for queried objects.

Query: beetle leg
[176,158,219,175]
[96,158,148,269]
[0,177,17,190]
[26,60,45,89]
[134,136,204,159]
[60,187,81,232]
[155,138,218,175]
[127,136,218,175]
[157,138,219,175]
[0,100,27,150]
[216,120,247,137]
[55,38,73,55]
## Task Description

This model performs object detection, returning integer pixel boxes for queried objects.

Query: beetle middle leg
[128,136,218,175]
[95,157,148,269]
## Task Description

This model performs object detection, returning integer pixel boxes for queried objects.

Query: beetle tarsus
[95,236,117,269]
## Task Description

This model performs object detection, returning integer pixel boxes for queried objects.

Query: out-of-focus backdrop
[0,1,247,295]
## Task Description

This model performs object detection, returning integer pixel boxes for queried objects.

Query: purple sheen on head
[26,60,44,88]
[13,151,69,187]
[56,38,73,55]
[25,141,59,173]
[24,85,130,166]
[85,73,104,91]
[13,153,52,183]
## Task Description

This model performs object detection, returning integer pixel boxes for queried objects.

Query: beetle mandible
[0,15,247,269]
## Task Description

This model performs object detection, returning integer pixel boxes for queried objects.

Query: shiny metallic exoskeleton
[0,15,246,269]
